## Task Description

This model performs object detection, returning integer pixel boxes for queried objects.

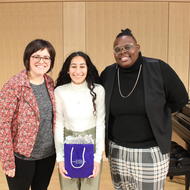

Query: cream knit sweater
[54,81,105,163]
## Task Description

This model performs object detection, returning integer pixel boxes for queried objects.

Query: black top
[101,54,188,154]
[110,55,157,148]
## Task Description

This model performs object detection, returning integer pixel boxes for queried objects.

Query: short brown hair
[23,39,56,72]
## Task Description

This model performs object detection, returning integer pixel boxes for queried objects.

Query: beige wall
[0,1,189,90]
[0,2,63,85]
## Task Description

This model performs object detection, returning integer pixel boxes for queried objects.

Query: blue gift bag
[64,143,94,178]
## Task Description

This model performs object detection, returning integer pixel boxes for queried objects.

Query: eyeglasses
[113,44,137,54]
[31,55,51,64]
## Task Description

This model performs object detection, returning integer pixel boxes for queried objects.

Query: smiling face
[29,48,51,77]
[113,35,140,68]
[68,56,88,85]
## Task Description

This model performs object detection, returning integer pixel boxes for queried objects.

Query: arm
[54,88,70,179]
[94,85,105,163]
[0,81,19,175]
[89,85,105,178]
[160,61,189,112]
[54,88,65,162]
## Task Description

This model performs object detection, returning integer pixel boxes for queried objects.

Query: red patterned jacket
[0,70,56,171]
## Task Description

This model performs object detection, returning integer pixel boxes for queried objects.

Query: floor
[0,160,185,190]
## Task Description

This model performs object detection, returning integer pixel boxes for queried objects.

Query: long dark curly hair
[55,51,100,115]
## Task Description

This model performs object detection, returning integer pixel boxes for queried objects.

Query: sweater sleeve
[54,87,65,162]
[94,85,105,163]
[160,61,189,113]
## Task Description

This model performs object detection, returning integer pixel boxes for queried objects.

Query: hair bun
[116,28,136,42]
[122,28,132,34]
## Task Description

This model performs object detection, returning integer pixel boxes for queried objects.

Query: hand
[4,169,15,178]
[88,161,100,178]
[57,161,71,179]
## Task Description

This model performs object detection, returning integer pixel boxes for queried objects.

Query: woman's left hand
[88,161,100,178]
[4,168,15,178]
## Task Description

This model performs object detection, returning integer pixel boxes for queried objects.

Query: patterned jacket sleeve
[0,81,20,171]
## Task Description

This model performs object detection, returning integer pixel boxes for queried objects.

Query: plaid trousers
[108,141,169,190]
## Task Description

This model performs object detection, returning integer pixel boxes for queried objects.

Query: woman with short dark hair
[0,39,56,190]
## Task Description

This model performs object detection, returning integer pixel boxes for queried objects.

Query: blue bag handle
[70,147,86,168]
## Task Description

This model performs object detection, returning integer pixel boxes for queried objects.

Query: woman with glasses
[100,28,189,190]
[0,39,56,190]
[54,51,105,190]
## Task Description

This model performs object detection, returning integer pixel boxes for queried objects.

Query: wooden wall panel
[86,2,168,72]
[63,2,85,57]
[0,1,189,92]
[168,3,190,91]
[0,2,63,87]
[1,0,190,3]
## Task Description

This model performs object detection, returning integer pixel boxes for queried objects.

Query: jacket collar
[19,70,51,88]
[19,70,54,120]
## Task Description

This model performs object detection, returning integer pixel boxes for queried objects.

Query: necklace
[117,64,142,98]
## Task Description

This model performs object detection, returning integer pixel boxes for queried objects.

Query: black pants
[6,154,56,190]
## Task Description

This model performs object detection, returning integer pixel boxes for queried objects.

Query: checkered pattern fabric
[108,141,169,190]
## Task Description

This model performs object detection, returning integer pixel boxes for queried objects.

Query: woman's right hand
[4,169,15,178]
[58,161,71,179]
